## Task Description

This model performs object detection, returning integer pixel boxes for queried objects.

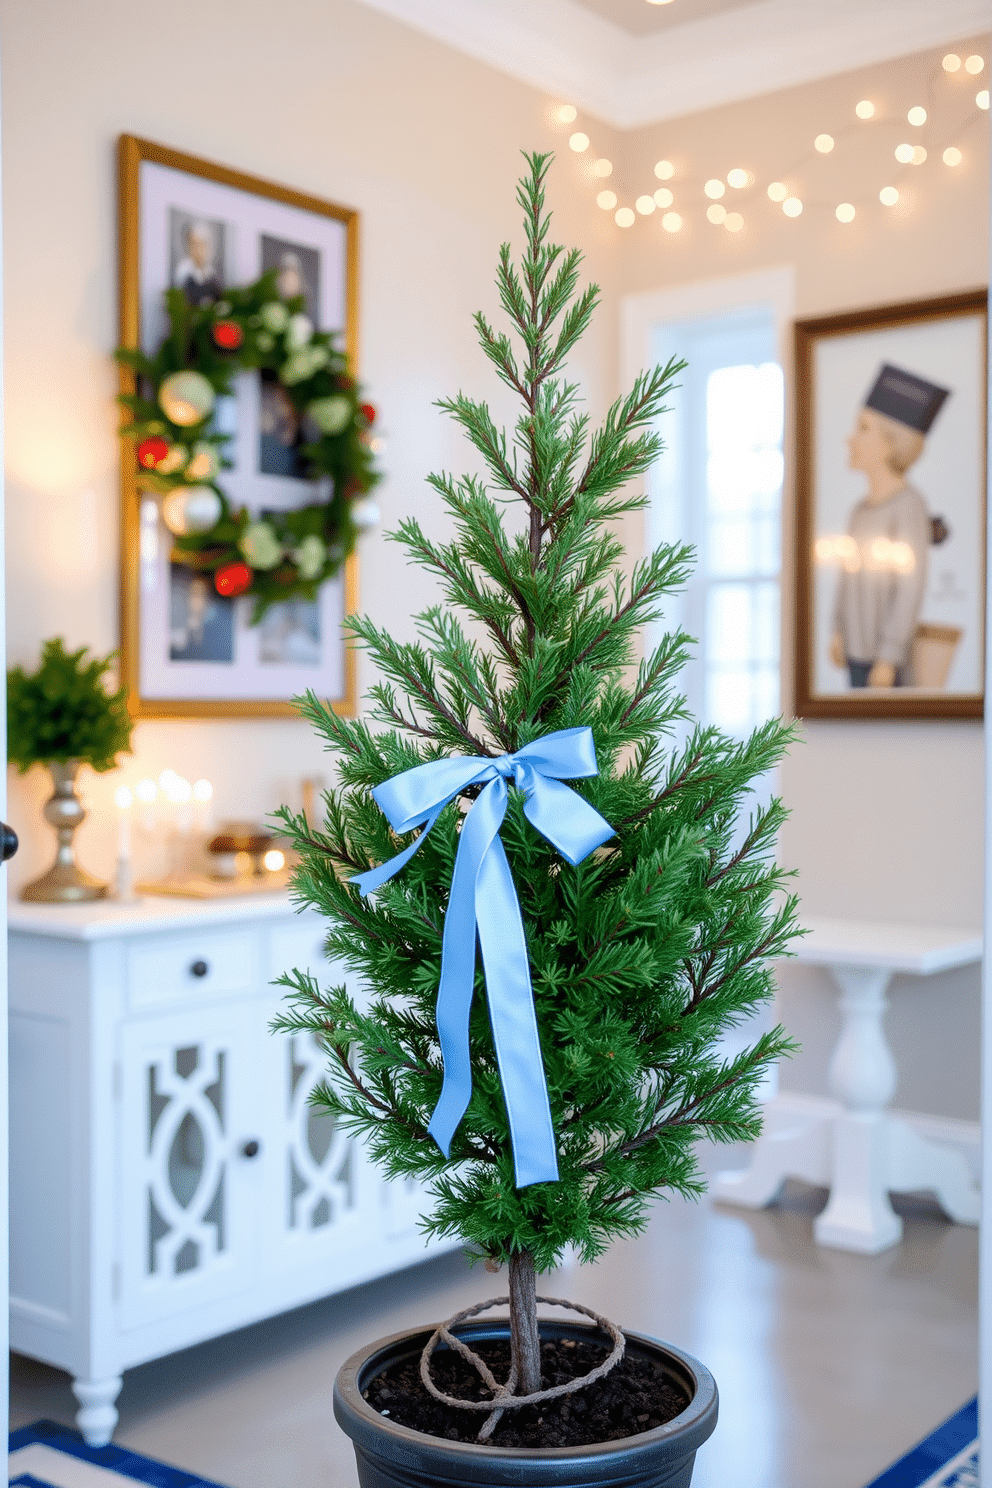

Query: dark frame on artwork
[794,288,987,721]
[117,134,360,720]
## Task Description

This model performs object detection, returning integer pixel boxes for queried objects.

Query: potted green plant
[274,155,797,1488]
[8,637,133,901]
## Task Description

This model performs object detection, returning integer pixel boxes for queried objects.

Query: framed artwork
[118,135,359,718]
[794,289,987,720]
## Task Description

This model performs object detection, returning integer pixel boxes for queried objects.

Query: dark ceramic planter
[334,1318,718,1488]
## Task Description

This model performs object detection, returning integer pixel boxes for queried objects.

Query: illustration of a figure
[173,220,223,306]
[830,363,950,688]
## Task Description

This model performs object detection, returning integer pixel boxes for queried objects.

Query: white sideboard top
[793,916,983,976]
[7,889,310,940]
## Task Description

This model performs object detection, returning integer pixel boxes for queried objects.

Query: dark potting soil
[363,1336,691,1448]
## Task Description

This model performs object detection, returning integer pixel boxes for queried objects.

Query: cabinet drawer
[126,927,258,1009]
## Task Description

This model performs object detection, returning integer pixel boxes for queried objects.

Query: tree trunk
[508,1248,542,1396]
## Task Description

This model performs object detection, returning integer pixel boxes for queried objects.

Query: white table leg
[711,1097,832,1207]
[814,966,901,1253]
[71,1374,123,1447]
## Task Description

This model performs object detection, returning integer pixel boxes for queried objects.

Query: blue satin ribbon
[351,726,615,1188]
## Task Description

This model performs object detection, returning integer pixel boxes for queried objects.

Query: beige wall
[623,41,989,1119]
[2,6,988,1119]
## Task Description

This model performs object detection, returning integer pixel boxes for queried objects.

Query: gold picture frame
[794,288,987,720]
[118,134,360,719]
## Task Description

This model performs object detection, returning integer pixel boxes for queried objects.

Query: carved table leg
[814,966,901,1253]
[71,1374,123,1446]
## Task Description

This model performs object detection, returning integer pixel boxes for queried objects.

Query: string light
[907,105,927,125]
[894,143,914,163]
[707,203,727,223]
[654,159,675,180]
[879,186,900,205]
[767,181,788,202]
[855,99,875,119]
[557,104,578,123]
[661,212,683,232]
[654,187,674,207]
[597,190,618,210]
[978,90,990,110]
[615,207,635,227]
[943,147,963,166]
[965,55,985,75]
[835,202,856,222]
[727,168,750,188]
[593,158,613,177]
[943,54,961,72]
[911,145,927,163]
[814,133,834,153]
[569,132,589,152]
[782,197,803,217]
[636,194,656,214]
[724,212,744,232]
[704,178,726,198]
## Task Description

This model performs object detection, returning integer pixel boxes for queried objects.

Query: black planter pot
[334,1318,718,1488]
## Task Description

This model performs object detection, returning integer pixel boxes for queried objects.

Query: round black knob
[1,823,19,862]
[242,1139,261,1159]
[190,959,209,978]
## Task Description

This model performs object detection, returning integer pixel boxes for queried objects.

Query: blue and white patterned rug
[865,1398,978,1488]
[8,1421,229,1487]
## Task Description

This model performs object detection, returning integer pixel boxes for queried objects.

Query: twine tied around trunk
[419,1295,626,1442]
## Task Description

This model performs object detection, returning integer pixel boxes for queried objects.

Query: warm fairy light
[597,189,618,210]
[593,158,613,177]
[615,207,635,227]
[943,147,963,166]
[636,194,656,214]
[654,159,675,180]
[943,54,962,73]
[965,55,985,75]
[835,202,856,223]
[727,168,749,188]
[135,778,157,804]
[661,211,683,232]
[654,187,674,208]
[814,133,834,153]
[192,779,213,803]
[894,143,914,163]
[855,99,875,119]
[879,186,900,205]
[704,178,725,199]
[646,0,677,6]
[263,849,286,872]
[907,106,927,126]
[978,90,990,110]
[707,203,727,223]
[767,181,788,202]
[159,769,193,806]
[569,132,590,152]
[557,104,578,123]
[115,785,133,811]
[724,212,744,233]
[782,197,803,217]
[911,145,927,164]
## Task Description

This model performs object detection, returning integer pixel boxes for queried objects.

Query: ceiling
[354,0,991,127]
[569,0,760,40]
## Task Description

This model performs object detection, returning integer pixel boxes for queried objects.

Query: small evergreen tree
[274,153,797,1399]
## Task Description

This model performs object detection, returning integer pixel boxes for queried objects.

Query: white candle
[114,785,133,860]
[192,779,213,834]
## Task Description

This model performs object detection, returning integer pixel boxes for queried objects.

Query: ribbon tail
[350,802,445,896]
[476,838,559,1187]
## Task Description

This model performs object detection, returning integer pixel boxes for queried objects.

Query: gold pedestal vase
[21,760,107,903]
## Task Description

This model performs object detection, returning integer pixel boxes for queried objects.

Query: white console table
[712,917,982,1254]
[8,893,454,1445]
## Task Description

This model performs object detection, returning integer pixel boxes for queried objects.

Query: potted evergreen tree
[274,154,797,1487]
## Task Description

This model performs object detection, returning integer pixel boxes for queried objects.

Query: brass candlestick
[21,760,108,903]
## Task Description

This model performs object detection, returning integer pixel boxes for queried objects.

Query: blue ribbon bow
[351,726,615,1188]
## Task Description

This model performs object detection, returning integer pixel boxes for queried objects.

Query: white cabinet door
[118,1001,264,1329]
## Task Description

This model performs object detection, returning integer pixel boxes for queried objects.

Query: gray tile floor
[10,1164,977,1488]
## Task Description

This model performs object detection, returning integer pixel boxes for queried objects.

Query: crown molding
[354,0,991,128]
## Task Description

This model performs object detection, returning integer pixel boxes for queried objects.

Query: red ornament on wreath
[137,436,170,469]
[212,321,244,351]
[360,403,376,424]
[215,561,252,598]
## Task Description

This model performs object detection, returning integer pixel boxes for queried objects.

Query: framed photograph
[794,289,987,720]
[118,135,359,718]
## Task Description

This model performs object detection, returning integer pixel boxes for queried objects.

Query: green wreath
[115,269,380,620]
